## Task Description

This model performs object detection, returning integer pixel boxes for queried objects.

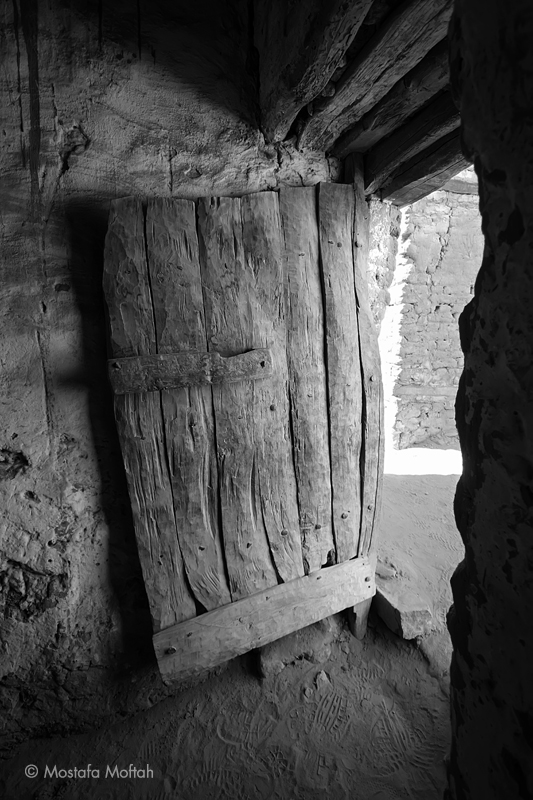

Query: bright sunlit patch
[384,447,462,475]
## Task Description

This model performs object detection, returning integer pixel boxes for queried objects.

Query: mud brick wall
[448,1,533,796]
[394,190,483,449]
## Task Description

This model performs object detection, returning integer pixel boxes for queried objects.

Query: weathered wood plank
[144,199,232,611]
[440,178,478,195]
[332,39,449,157]
[103,198,157,360]
[107,348,273,394]
[240,192,305,583]
[318,183,362,562]
[280,187,335,573]
[198,194,304,599]
[154,556,376,683]
[256,0,373,142]
[350,164,385,558]
[103,197,196,631]
[346,597,373,639]
[380,129,468,206]
[299,0,453,151]
[364,91,461,194]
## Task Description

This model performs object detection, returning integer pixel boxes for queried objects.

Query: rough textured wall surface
[395,190,483,449]
[367,199,402,330]
[448,1,533,797]
[0,0,339,752]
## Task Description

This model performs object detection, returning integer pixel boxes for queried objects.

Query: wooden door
[103,185,383,684]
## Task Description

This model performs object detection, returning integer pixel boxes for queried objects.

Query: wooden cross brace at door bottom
[154,555,376,684]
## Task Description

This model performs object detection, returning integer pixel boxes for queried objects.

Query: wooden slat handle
[107,348,273,394]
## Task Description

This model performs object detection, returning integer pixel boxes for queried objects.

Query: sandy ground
[0,450,463,800]
[378,449,464,678]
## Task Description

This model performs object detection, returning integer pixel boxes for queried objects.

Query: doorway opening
[373,166,481,668]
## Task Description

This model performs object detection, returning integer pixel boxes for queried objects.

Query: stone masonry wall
[394,189,483,449]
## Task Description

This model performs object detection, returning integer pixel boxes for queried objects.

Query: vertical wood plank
[351,166,385,557]
[280,186,336,573]
[198,195,304,599]
[145,199,232,610]
[318,183,362,562]
[197,196,277,599]
[103,198,196,631]
[346,597,372,640]
[241,193,304,583]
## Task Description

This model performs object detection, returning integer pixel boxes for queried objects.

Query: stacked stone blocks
[394,190,483,449]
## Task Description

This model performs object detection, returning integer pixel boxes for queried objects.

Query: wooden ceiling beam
[298,0,453,152]
[332,39,449,158]
[378,129,469,206]
[255,0,374,143]
[364,90,460,194]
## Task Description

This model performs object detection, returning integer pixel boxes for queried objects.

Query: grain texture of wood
[103,198,157,360]
[440,178,478,194]
[198,194,304,599]
[144,199,231,611]
[350,166,384,558]
[256,0,373,142]
[298,0,453,151]
[346,597,373,639]
[332,39,450,157]
[103,198,196,631]
[280,187,335,573]
[380,129,468,206]
[107,348,273,394]
[364,90,461,194]
[318,183,362,562]
[154,556,376,683]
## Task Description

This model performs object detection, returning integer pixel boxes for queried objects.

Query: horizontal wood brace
[108,348,273,394]
[153,555,376,684]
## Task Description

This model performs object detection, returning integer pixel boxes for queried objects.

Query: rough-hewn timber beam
[364,90,461,194]
[379,129,468,206]
[255,0,374,143]
[154,556,376,683]
[332,39,449,157]
[298,0,453,152]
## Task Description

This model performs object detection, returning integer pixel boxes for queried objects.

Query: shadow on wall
[52,0,259,127]
[64,201,154,669]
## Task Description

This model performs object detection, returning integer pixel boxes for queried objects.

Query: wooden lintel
[298,0,453,152]
[380,129,469,206]
[256,0,373,142]
[108,348,272,394]
[332,39,450,158]
[153,556,376,683]
[364,90,461,195]
[441,177,478,194]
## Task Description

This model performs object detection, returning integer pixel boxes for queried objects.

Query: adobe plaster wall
[393,188,483,449]
[448,0,533,796]
[0,0,340,751]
